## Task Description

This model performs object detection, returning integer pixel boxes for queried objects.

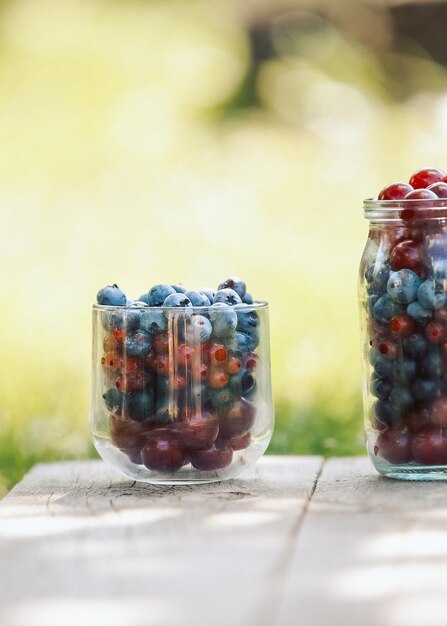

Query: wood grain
[0,456,322,626]
[277,457,447,626]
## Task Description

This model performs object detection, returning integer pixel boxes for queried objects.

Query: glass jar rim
[364,197,447,221]
[93,300,269,312]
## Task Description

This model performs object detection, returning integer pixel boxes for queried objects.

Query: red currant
[115,370,151,393]
[425,321,444,344]
[409,167,446,189]
[208,367,229,389]
[209,343,227,365]
[377,339,397,360]
[428,182,447,198]
[390,314,414,337]
[226,356,242,375]
[378,182,413,200]
[389,240,425,275]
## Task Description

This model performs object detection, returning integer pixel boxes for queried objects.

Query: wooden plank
[0,456,322,626]
[277,457,447,626]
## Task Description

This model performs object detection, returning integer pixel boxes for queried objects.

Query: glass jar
[360,198,447,479]
[90,302,274,484]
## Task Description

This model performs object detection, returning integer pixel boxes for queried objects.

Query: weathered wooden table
[1,456,446,626]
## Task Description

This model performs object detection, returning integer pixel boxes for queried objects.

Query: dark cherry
[228,431,251,451]
[425,321,444,344]
[389,240,425,275]
[428,182,447,198]
[219,398,256,439]
[390,314,414,337]
[374,428,413,464]
[141,429,186,472]
[378,182,413,200]
[110,414,146,453]
[189,441,233,471]
[377,339,397,360]
[409,167,446,189]
[430,398,447,427]
[178,411,219,450]
[412,427,447,465]
[403,404,432,433]
[404,188,438,200]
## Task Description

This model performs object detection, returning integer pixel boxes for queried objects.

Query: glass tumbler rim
[92,301,269,312]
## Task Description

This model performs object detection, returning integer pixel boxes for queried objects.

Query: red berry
[226,356,242,375]
[178,411,219,450]
[103,332,120,353]
[378,182,413,200]
[409,167,446,189]
[375,428,413,464]
[141,429,186,472]
[153,332,170,354]
[435,308,447,324]
[404,188,438,200]
[403,404,432,433]
[176,344,196,367]
[189,441,233,470]
[219,398,256,438]
[152,354,169,376]
[431,398,447,427]
[428,182,447,198]
[208,367,229,389]
[113,328,126,342]
[110,413,146,455]
[390,314,414,337]
[210,343,227,364]
[412,427,447,465]
[115,370,151,393]
[389,240,425,275]
[377,339,397,360]
[425,321,444,344]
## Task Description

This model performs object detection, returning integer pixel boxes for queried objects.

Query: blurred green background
[2,0,447,492]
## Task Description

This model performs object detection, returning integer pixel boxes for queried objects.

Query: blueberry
[371,375,392,400]
[102,309,141,332]
[200,288,216,302]
[407,301,432,324]
[124,390,155,421]
[369,347,379,366]
[234,304,260,335]
[373,354,394,379]
[209,303,238,337]
[387,270,420,304]
[185,314,212,344]
[103,387,124,411]
[372,294,394,325]
[138,293,150,304]
[209,387,235,412]
[162,293,193,319]
[213,288,242,306]
[403,333,428,358]
[422,350,444,377]
[217,277,246,299]
[227,332,255,357]
[242,292,253,304]
[140,309,168,334]
[389,386,413,415]
[185,290,211,307]
[171,284,188,294]
[417,280,447,310]
[365,262,390,296]
[123,329,152,357]
[367,294,380,313]
[394,359,417,382]
[373,400,398,427]
[230,369,256,398]
[97,284,126,306]
[147,284,176,307]
[411,379,441,401]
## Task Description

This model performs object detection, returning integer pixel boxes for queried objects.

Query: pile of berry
[96,278,261,473]
[366,167,447,466]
